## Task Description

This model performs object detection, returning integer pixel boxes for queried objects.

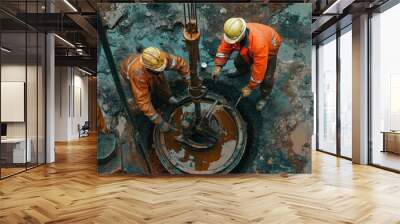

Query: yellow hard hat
[223,18,246,44]
[140,47,167,72]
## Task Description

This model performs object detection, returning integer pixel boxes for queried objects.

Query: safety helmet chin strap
[239,29,249,47]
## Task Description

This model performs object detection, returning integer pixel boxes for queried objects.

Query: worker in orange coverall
[120,47,190,132]
[212,18,282,111]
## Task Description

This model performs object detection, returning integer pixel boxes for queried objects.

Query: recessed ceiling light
[54,34,75,48]
[78,67,92,76]
[1,47,11,53]
[322,0,353,15]
[63,0,78,12]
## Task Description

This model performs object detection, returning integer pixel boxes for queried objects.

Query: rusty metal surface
[154,93,247,174]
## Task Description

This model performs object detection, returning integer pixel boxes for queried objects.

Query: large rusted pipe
[183,29,200,88]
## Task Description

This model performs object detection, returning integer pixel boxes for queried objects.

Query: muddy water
[162,101,239,174]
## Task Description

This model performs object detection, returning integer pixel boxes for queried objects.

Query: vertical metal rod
[191,4,193,21]
[316,44,320,151]
[195,103,201,123]
[336,28,341,157]
[68,70,71,117]
[44,0,47,165]
[25,0,28,171]
[192,4,194,21]
[367,10,373,165]
[189,4,193,38]
[0,10,2,179]
[72,68,75,118]
[186,4,189,21]
[36,0,39,167]
[183,4,186,25]
[190,3,194,37]
[195,3,197,28]
[188,4,190,20]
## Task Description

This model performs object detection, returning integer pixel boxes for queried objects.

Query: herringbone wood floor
[1,136,400,224]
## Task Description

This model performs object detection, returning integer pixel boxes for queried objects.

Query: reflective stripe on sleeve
[216,53,226,58]
[271,31,277,47]
[250,76,262,84]
[149,113,160,122]
[272,38,277,47]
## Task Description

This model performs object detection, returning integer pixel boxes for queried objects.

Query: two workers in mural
[98,2,313,175]
[121,18,282,131]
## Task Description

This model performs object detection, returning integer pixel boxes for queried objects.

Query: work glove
[150,114,174,133]
[150,113,163,125]
[159,120,173,133]
[241,86,252,98]
[211,66,222,80]
[168,96,179,105]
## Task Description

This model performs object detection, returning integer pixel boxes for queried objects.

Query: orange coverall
[120,52,190,120]
[214,23,282,89]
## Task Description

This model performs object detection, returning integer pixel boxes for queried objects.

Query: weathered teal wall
[97,3,313,174]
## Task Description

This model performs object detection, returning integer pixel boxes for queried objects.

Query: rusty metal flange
[154,93,247,174]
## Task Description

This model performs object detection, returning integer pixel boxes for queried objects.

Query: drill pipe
[183,3,204,124]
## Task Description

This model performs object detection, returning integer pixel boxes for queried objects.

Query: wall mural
[97,3,312,175]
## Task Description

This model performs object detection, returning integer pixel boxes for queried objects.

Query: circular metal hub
[154,93,247,174]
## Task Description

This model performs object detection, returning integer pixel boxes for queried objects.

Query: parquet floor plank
[0,136,399,223]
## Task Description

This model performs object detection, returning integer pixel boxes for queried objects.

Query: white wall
[55,67,69,141]
[1,65,27,140]
[317,37,337,154]
[54,67,89,141]
[1,65,42,137]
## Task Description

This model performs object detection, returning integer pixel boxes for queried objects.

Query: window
[370,3,400,171]
[339,27,352,158]
[317,35,337,154]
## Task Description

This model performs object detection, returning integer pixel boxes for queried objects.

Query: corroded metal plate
[154,94,247,174]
